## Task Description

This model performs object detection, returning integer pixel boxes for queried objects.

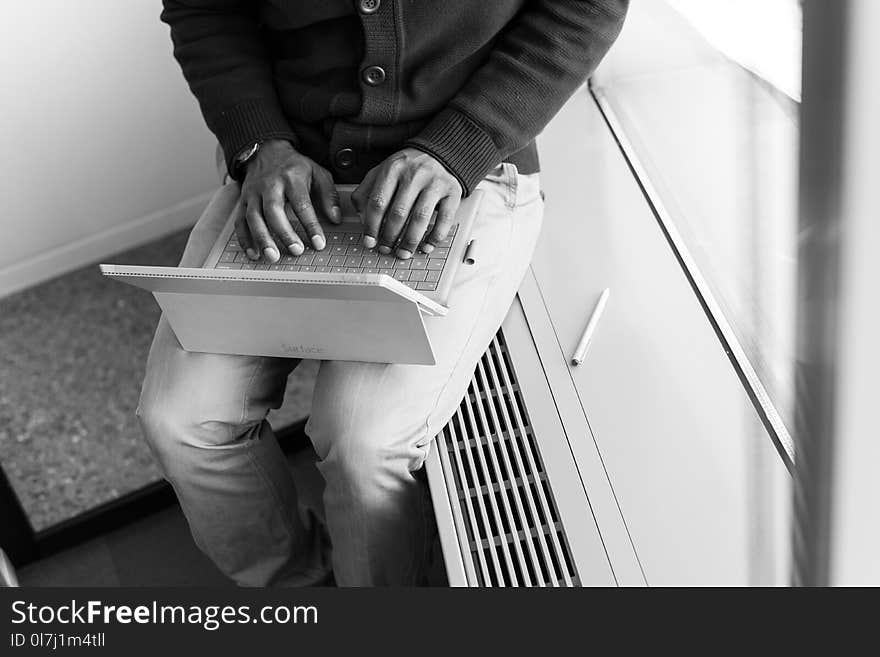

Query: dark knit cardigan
[161,0,628,194]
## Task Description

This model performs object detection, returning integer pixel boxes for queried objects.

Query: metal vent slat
[452,406,506,585]
[436,332,580,587]
[491,336,573,586]
[466,384,523,407]
[456,426,530,450]
[474,358,541,586]
[436,423,481,585]
[459,472,546,499]
[476,352,553,586]
[469,360,531,586]
[489,338,559,586]
[445,412,493,585]
[461,396,519,585]
[478,522,565,549]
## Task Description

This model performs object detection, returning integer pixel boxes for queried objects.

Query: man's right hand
[234,139,342,263]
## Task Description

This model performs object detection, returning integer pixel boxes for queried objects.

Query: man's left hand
[351,148,463,259]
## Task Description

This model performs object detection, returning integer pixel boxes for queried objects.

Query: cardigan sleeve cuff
[404,107,501,196]
[207,98,300,180]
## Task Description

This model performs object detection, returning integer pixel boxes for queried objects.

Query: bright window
[667,0,802,100]
[591,0,803,457]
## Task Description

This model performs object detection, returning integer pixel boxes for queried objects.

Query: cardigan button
[358,0,380,15]
[334,148,356,170]
[362,65,386,87]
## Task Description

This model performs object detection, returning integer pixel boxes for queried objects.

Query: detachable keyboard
[213,224,459,292]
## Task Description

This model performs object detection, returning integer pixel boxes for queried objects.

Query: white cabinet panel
[530,89,790,585]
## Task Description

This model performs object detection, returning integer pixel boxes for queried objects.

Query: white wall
[0,1,220,297]
[829,0,880,585]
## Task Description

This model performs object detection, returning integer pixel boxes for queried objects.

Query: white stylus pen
[571,288,610,366]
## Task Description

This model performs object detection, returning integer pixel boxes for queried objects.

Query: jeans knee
[136,396,190,468]
[310,419,429,497]
[308,362,433,492]
[136,392,257,475]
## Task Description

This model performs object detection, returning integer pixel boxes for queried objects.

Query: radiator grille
[435,333,580,586]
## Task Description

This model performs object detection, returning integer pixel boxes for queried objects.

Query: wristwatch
[232,141,261,178]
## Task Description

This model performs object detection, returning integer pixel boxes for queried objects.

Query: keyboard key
[344,256,363,268]
[240,263,256,270]
[331,245,348,256]
[378,256,396,268]
[435,227,456,246]
[346,245,364,256]
[345,267,360,273]
[404,281,418,289]
[378,268,394,277]
[410,258,428,270]
[216,263,241,269]
[361,256,378,268]
[219,251,237,263]
[315,266,332,273]
[234,251,250,263]
[312,254,330,266]
[294,254,315,265]
[431,247,450,258]
[343,233,359,244]
[327,233,343,244]
[329,256,347,266]
[427,259,445,270]
[417,282,438,291]
[299,266,315,272]
[408,269,428,282]
[364,268,379,274]
[393,270,410,281]
[255,264,271,271]
[393,259,411,269]
[331,267,346,274]
[269,264,285,271]
[283,265,297,271]
[425,270,441,281]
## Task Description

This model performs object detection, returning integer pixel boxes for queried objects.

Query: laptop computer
[100,184,482,365]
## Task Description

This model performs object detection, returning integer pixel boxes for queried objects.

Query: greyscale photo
[1,0,877,608]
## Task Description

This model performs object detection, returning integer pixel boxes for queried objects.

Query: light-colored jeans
[137,164,544,586]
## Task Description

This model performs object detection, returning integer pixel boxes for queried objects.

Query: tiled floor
[18,447,447,587]
[18,448,325,587]
[0,230,318,530]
